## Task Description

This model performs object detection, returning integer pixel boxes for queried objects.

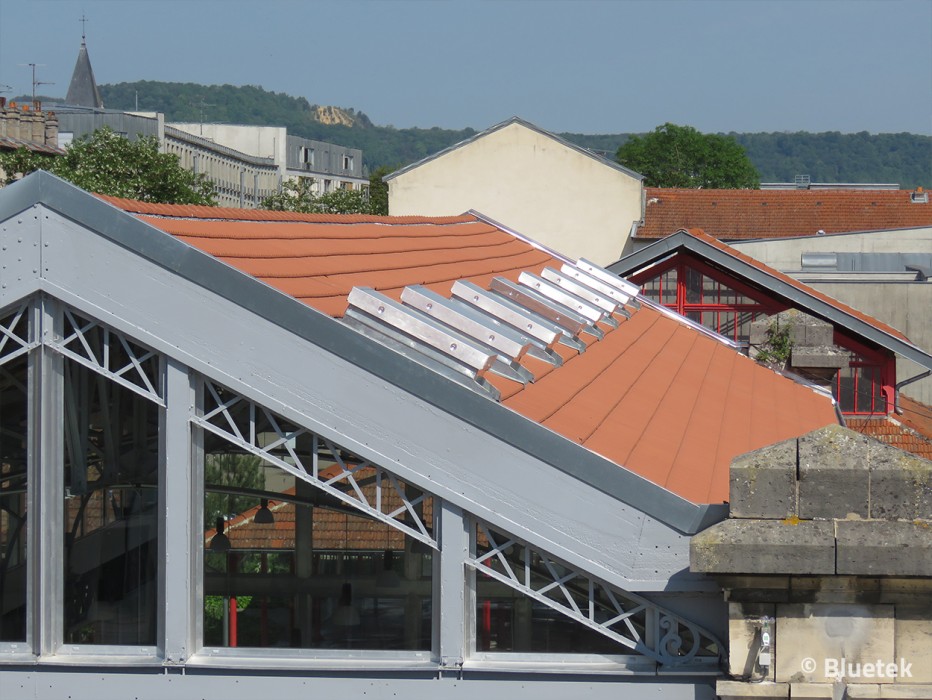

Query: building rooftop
[101,196,838,505]
[636,187,932,240]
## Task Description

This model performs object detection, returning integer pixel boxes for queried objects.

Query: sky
[0,0,930,136]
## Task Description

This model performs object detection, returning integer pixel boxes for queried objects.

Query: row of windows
[1,301,698,664]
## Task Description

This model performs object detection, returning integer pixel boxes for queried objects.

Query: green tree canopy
[0,126,216,204]
[617,123,760,189]
[261,176,381,215]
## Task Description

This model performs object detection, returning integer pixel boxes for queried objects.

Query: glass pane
[685,267,702,304]
[640,276,661,302]
[854,365,884,414]
[836,367,856,412]
[0,354,29,642]
[702,273,717,304]
[719,312,736,341]
[63,358,160,645]
[661,269,678,306]
[474,525,632,655]
[203,430,433,651]
[719,281,736,306]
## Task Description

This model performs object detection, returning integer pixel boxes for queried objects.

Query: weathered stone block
[868,440,932,520]
[790,346,850,369]
[836,521,932,577]
[798,425,872,519]
[775,603,894,684]
[691,519,835,575]
[731,438,798,519]
[717,679,789,699]
[894,607,932,683]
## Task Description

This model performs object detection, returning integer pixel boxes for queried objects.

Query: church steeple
[65,17,104,109]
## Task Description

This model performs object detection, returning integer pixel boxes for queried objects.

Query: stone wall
[690,425,932,700]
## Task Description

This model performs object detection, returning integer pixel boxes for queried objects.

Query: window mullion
[160,358,196,663]
[437,500,468,671]
[35,296,63,655]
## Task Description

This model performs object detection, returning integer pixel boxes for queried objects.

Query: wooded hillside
[98,82,931,188]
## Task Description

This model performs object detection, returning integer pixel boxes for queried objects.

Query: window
[342,155,354,171]
[634,258,776,345]
[198,380,434,652]
[59,309,163,647]
[836,351,887,414]
[300,147,314,168]
[63,358,160,645]
[470,521,722,665]
[0,349,28,643]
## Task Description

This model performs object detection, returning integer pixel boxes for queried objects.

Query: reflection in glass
[203,427,433,650]
[474,525,625,655]
[0,355,28,641]
[62,358,160,645]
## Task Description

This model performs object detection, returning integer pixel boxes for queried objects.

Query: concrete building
[0,171,856,699]
[169,123,368,194]
[385,117,644,265]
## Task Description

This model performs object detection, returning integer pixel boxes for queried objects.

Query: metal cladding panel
[27,204,712,591]
[0,669,716,699]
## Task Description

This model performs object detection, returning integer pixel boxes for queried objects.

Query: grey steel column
[35,295,63,656]
[160,358,195,663]
[438,500,468,671]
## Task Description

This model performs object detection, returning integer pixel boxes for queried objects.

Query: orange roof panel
[107,198,839,505]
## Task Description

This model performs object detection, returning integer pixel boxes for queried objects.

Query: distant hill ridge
[85,81,926,188]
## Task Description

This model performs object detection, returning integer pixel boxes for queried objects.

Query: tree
[260,176,376,215]
[0,126,216,204]
[616,123,760,189]
[367,164,395,215]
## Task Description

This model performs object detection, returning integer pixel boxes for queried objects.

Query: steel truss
[194,378,436,548]
[49,307,163,405]
[469,521,723,667]
[0,302,37,369]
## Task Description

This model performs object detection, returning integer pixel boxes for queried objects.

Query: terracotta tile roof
[107,199,838,505]
[846,396,932,461]
[680,228,913,344]
[637,188,932,240]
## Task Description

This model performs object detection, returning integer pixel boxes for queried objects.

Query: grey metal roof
[383,116,644,182]
[608,230,932,372]
[65,41,104,109]
[0,172,724,534]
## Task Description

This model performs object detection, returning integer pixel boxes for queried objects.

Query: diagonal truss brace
[469,522,723,667]
[0,301,38,369]
[46,307,164,405]
[194,379,436,549]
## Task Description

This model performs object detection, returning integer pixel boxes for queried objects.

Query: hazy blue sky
[1,0,930,135]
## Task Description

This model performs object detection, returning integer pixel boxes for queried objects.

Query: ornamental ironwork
[470,521,723,667]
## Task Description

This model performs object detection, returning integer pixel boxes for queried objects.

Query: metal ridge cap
[466,209,575,264]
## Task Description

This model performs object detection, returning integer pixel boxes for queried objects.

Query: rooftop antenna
[19,63,54,107]
[198,96,215,135]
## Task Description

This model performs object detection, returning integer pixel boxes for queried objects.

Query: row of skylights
[343,259,640,400]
